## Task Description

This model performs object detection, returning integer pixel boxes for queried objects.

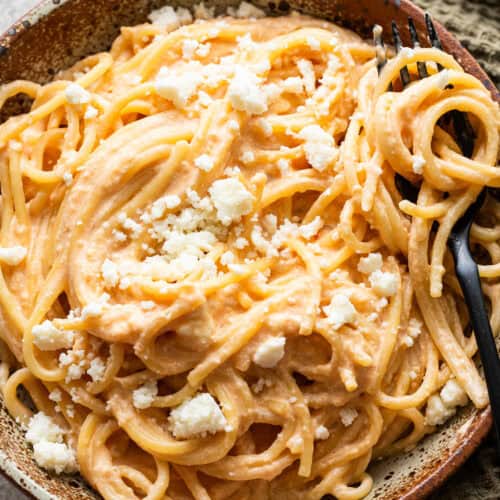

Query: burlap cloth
[415,0,500,498]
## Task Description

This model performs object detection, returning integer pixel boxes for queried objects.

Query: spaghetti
[0,4,498,499]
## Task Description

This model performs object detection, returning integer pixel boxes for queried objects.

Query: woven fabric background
[0,0,497,498]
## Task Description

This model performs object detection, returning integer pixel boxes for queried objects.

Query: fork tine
[425,12,443,50]
[373,24,387,75]
[425,13,476,156]
[391,21,411,87]
[408,17,428,79]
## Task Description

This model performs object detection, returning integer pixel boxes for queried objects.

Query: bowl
[0,1,497,499]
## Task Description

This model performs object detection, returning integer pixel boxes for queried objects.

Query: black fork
[374,15,500,457]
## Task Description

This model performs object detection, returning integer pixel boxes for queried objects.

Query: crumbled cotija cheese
[287,435,304,453]
[182,39,199,59]
[155,66,203,108]
[314,425,330,440]
[228,67,268,115]
[87,358,106,382]
[339,407,358,427]
[209,178,254,225]
[440,379,468,408]
[148,5,192,28]
[26,413,64,445]
[227,1,266,18]
[101,259,120,288]
[132,380,158,409]
[26,412,77,474]
[357,253,382,274]
[253,337,286,368]
[168,393,227,439]
[323,294,357,329]
[84,105,99,119]
[193,2,215,19]
[298,125,337,171]
[194,154,215,172]
[32,320,74,351]
[412,155,426,174]
[33,441,78,474]
[0,245,27,266]
[299,216,323,239]
[282,76,304,94]
[65,83,90,105]
[62,172,73,186]
[297,59,316,94]
[369,270,398,296]
[425,394,456,426]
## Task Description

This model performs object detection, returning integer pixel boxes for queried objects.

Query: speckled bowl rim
[0,1,497,499]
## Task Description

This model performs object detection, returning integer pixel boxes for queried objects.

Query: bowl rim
[0,1,497,499]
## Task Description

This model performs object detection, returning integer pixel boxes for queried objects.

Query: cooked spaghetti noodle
[0,4,498,499]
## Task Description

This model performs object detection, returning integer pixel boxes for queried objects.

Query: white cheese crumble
[228,67,268,115]
[48,389,62,403]
[369,270,398,296]
[193,2,215,19]
[8,140,22,151]
[81,302,103,319]
[339,407,358,427]
[412,155,426,174]
[87,358,106,382]
[297,59,316,94]
[148,5,192,28]
[282,76,304,94]
[425,394,456,426]
[234,237,249,249]
[84,105,98,119]
[132,380,158,409]
[357,253,383,274]
[65,83,90,105]
[168,393,227,439]
[141,300,156,310]
[209,178,254,225]
[227,2,266,18]
[253,337,286,368]
[0,245,27,266]
[323,294,357,329]
[256,118,273,137]
[26,413,64,445]
[26,412,77,474]
[182,39,199,59]
[194,154,215,172]
[62,172,73,186]
[32,320,74,351]
[287,435,304,453]
[314,425,330,440]
[241,150,255,164]
[155,66,203,108]
[299,216,323,239]
[32,441,78,474]
[440,379,468,408]
[298,125,337,171]
[220,250,235,266]
[101,259,119,288]
[151,195,181,219]
[227,119,240,132]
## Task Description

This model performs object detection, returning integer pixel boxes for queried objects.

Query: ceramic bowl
[0,1,497,498]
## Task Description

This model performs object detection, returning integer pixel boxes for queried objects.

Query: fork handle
[449,237,500,457]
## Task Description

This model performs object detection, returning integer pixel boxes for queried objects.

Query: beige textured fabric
[416,0,500,86]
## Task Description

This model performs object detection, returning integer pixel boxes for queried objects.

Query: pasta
[0,3,498,499]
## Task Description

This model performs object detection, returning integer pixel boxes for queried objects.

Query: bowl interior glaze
[0,1,496,498]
